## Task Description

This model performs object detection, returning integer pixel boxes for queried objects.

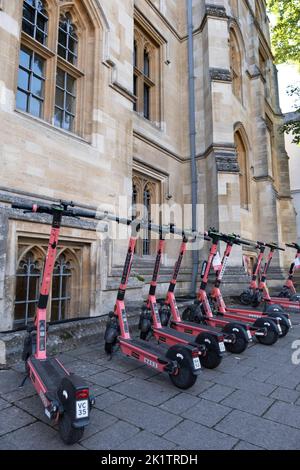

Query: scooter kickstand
[19,374,28,388]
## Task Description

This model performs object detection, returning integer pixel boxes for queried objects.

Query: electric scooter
[12,201,95,445]
[239,241,286,315]
[182,229,281,346]
[159,235,253,355]
[104,217,202,389]
[278,243,300,300]
[209,234,291,337]
[259,244,300,312]
[239,242,268,307]
[138,230,225,369]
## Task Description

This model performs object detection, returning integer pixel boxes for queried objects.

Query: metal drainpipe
[186,0,199,296]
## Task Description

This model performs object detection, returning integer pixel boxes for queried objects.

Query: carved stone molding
[209,68,232,82]
[205,4,228,19]
[215,152,240,173]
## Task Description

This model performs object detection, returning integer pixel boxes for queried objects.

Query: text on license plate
[76,400,89,419]
[219,342,226,353]
[193,357,201,370]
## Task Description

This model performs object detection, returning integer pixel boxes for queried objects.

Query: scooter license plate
[219,342,226,353]
[247,330,252,340]
[193,357,201,370]
[76,400,89,419]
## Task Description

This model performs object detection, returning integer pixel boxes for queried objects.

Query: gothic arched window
[235,130,250,209]
[134,22,161,122]
[132,173,161,256]
[229,30,242,102]
[14,241,88,326]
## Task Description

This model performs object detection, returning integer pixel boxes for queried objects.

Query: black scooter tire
[140,331,148,340]
[169,366,197,390]
[182,306,194,322]
[290,294,300,302]
[104,340,117,354]
[167,345,198,390]
[58,413,84,445]
[240,292,251,306]
[255,319,278,346]
[222,323,248,354]
[267,312,290,337]
[195,333,222,369]
[264,303,284,314]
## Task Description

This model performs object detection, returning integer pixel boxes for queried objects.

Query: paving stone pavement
[0,318,300,450]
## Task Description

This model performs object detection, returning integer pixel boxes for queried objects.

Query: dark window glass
[144,50,150,77]
[54,68,76,132]
[57,13,78,65]
[143,189,151,255]
[16,45,45,118]
[134,41,137,68]
[143,84,150,120]
[22,0,48,45]
[14,253,41,326]
[133,75,137,111]
[51,256,71,322]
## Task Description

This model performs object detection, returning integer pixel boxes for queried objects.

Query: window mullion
[25,264,31,325]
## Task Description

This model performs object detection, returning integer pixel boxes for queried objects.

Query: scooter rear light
[76,389,89,400]
[192,349,199,358]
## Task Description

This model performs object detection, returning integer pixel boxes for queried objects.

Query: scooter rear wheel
[256,319,278,346]
[267,313,290,337]
[169,366,197,390]
[222,323,248,354]
[58,413,84,445]
[290,294,300,302]
[195,333,222,369]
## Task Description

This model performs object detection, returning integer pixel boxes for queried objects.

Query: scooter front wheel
[58,413,84,445]
[240,292,252,306]
[104,340,117,354]
[195,333,222,369]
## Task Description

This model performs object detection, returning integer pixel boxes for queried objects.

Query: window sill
[133,111,163,131]
[14,109,90,145]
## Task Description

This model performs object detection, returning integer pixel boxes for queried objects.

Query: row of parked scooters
[9,200,300,445]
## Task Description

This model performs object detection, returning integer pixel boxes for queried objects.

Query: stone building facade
[0,0,296,331]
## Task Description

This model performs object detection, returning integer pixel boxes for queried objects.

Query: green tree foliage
[268,1,300,143]
[268,0,300,65]
[283,86,300,145]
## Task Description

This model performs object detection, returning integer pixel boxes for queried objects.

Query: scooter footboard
[119,338,167,372]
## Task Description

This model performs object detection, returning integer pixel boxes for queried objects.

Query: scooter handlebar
[286,243,300,251]
[265,242,285,251]
[12,202,54,214]
[12,201,76,217]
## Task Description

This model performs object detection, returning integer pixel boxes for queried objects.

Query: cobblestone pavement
[1,316,300,450]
